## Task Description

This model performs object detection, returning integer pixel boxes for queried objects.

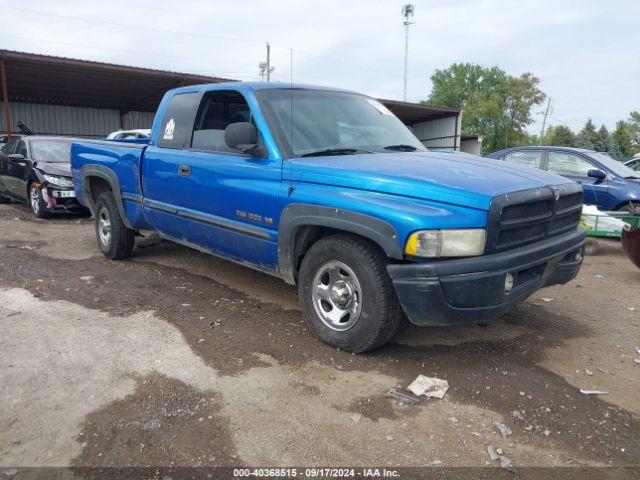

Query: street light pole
[402,4,415,102]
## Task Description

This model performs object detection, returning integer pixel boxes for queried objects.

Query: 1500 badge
[236,210,274,225]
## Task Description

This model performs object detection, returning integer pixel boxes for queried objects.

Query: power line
[0,5,267,46]
[0,32,258,69]
[1,4,405,82]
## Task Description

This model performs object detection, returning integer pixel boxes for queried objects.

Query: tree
[593,124,612,153]
[543,125,576,147]
[575,119,598,150]
[611,121,635,159]
[628,111,640,152]
[502,73,546,147]
[423,63,545,152]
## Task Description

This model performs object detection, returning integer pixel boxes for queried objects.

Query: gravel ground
[0,203,639,477]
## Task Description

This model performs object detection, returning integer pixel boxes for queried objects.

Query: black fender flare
[277,204,403,284]
[80,164,133,229]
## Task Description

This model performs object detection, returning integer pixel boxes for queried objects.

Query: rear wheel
[298,234,402,352]
[94,191,135,259]
[29,183,49,218]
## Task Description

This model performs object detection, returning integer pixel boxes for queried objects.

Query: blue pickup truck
[71,82,586,352]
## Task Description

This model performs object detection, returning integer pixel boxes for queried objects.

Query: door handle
[178,165,191,176]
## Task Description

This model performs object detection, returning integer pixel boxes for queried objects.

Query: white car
[106,129,151,140]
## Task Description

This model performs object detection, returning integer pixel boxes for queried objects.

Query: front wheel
[616,201,640,213]
[298,234,402,352]
[29,183,49,218]
[94,191,135,259]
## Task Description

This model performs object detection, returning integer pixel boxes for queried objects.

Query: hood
[289,151,573,210]
[35,162,72,177]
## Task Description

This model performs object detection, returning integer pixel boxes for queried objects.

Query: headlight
[43,174,74,188]
[404,229,486,258]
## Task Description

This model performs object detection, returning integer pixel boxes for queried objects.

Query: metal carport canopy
[0,49,459,130]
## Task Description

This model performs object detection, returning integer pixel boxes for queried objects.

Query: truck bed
[71,140,148,228]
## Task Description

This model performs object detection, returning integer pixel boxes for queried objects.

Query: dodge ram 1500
[71,82,586,352]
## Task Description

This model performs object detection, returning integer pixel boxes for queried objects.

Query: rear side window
[2,138,19,154]
[547,152,593,178]
[503,150,542,169]
[158,92,198,149]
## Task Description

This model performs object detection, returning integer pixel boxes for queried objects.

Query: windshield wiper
[301,148,367,157]
[625,176,640,180]
[383,144,418,152]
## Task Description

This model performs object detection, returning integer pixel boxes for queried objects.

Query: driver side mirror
[587,169,607,180]
[224,122,259,153]
[8,154,26,162]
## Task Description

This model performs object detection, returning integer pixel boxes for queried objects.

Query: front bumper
[387,228,586,326]
[41,185,82,211]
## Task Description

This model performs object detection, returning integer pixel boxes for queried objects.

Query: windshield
[257,89,427,158]
[588,152,640,178]
[31,141,71,163]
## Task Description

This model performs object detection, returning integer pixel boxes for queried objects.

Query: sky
[0,0,638,134]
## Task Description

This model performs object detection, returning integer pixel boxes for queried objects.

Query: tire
[298,234,402,353]
[28,182,50,219]
[94,191,135,259]
[616,201,640,213]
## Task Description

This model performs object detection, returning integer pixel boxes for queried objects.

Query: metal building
[1,49,468,152]
[0,50,229,139]
[460,134,483,156]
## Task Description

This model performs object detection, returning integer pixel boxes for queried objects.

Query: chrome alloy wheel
[30,185,40,214]
[312,260,362,331]
[97,206,112,249]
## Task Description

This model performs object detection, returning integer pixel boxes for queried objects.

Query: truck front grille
[485,183,583,253]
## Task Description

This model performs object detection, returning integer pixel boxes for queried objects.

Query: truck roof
[168,81,359,96]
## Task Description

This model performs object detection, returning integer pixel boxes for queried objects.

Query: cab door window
[15,140,28,157]
[547,152,594,178]
[191,91,252,154]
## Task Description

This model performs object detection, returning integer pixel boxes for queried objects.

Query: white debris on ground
[406,375,449,399]
[579,389,609,395]
[0,306,20,318]
[494,422,513,438]
[385,387,420,406]
[487,445,519,475]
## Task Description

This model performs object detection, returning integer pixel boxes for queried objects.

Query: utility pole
[402,4,415,102]
[539,96,552,144]
[258,42,274,81]
[0,59,11,140]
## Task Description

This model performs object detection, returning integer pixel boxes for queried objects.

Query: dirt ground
[1,203,639,477]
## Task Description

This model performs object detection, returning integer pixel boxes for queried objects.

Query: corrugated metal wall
[0,102,154,138]
[460,138,483,156]
[122,111,156,130]
[411,115,461,150]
